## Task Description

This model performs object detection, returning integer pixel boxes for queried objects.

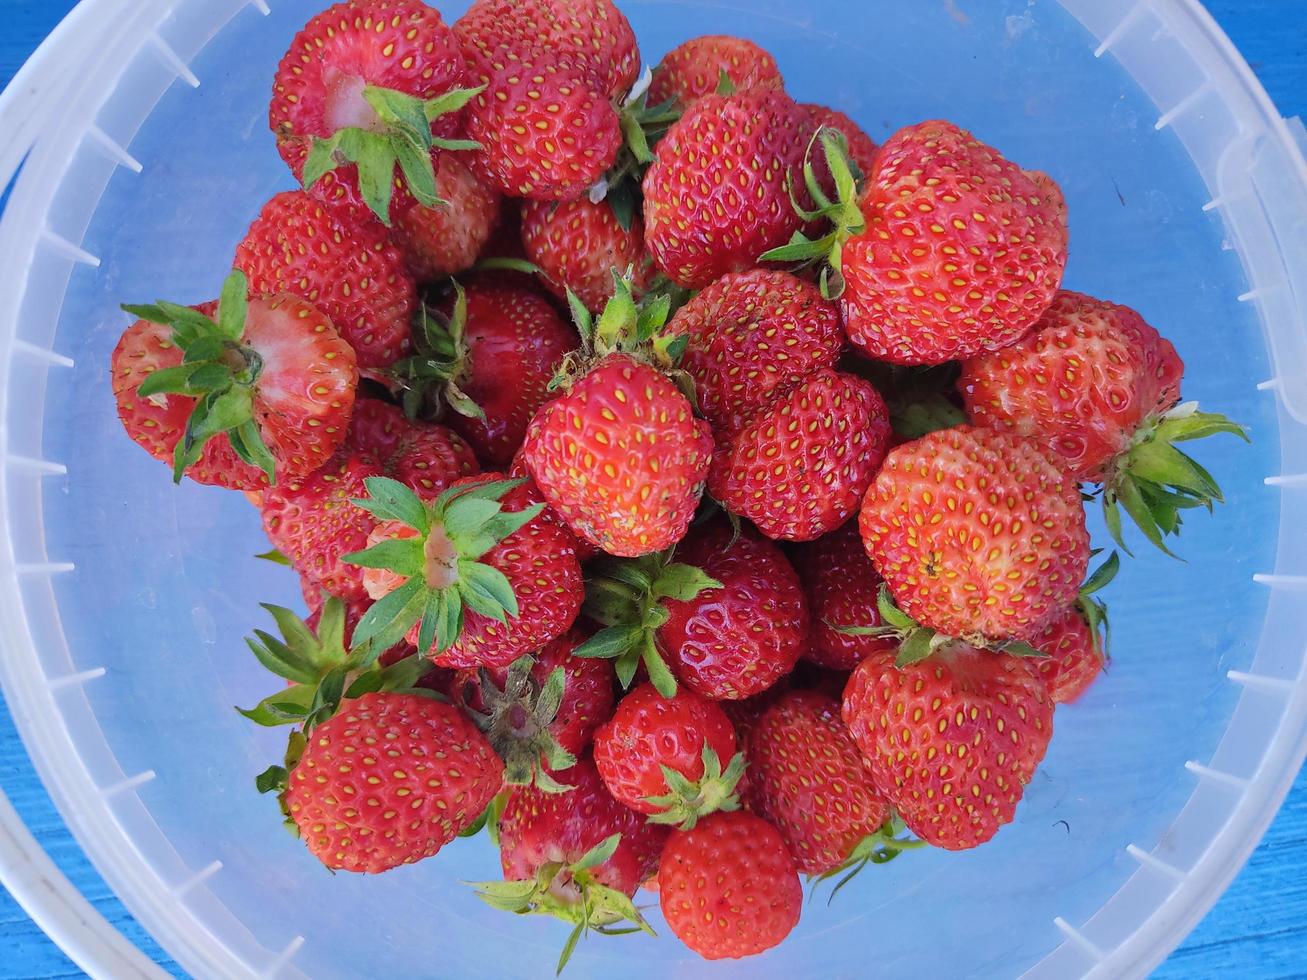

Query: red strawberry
[657,521,808,699]
[282,692,503,872]
[841,645,1054,850]
[394,280,577,467]
[749,691,890,874]
[658,810,802,960]
[389,153,502,281]
[841,119,1068,365]
[261,399,478,602]
[1031,551,1116,703]
[114,274,357,490]
[520,197,655,313]
[592,683,742,827]
[709,369,891,542]
[454,0,640,102]
[665,269,844,438]
[352,473,583,670]
[717,681,792,814]
[643,88,815,289]
[476,757,665,969]
[802,103,879,178]
[234,190,416,370]
[270,0,476,226]
[792,521,897,671]
[522,331,714,556]
[580,519,806,700]
[453,628,615,788]
[460,49,622,201]
[648,35,784,108]
[958,290,1244,552]
[859,425,1090,643]
[496,758,667,895]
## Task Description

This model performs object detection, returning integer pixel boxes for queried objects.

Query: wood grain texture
[0,0,1305,977]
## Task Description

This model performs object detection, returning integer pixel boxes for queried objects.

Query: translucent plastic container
[2,1,1306,977]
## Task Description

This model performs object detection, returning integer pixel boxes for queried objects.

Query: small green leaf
[651,563,721,603]
[876,586,916,632]
[714,68,737,96]
[1000,640,1049,659]
[393,134,442,209]
[895,629,935,668]
[435,588,465,654]
[355,476,430,531]
[1081,551,1120,597]
[120,302,171,324]
[255,548,291,566]
[572,624,647,661]
[423,84,485,122]
[136,363,205,398]
[442,495,504,539]
[416,589,443,664]
[574,833,622,872]
[642,633,678,698]
[352,577,426,651]
[255,765,288,795]
[341,536,425,577]
[217,270,249,342]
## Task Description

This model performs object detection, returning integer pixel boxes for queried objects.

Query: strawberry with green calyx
[457,653,579,793]
[117,269,357,487]
[271,0,485,227]
[575,548,723,697]
[757,127,868,300]
[390,279,577,466]
[1033,551,1118,703]
[958,290,1247,555]
[593,683,745,829]
[590,70,683,232]
[474,758,666,973]
[344,474,582,669]
[521,275,714,558]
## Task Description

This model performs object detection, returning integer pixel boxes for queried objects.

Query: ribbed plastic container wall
[1,1,1305,977]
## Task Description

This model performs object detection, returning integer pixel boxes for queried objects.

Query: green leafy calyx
[593,67,681,231]
[573,549,722,697]
[460,654,578,793]
[471,832,655,974]
[390,283,486,423]
[1100,402,1248,558]
[342,476,543,657]
[643,744,745,830]
[303,83,484,226]
[810,812,926,903]
[122,269,278,484]
[758,127,868,299]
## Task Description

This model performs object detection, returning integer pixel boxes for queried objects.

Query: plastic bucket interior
[2,0,1306,977]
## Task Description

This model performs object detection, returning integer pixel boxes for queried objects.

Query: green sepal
[343,476,538,657]
[1103,404,1247,557]
[643,746,744,829]
[302,83,485,225]
[469,831,654,974]
[809,812,926,904]
[594,69,681,231]
[123,269,278,484]
[390,285,494,424]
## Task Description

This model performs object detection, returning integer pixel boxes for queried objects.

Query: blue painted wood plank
[0,1,1305,978]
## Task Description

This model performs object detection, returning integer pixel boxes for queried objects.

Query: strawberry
[233,190,416,370]
[709,369,891,541]
[592,683,743,827]
[520,197,655,313]
[665,269,844,438]
[750,691,899,875]
[581,519,808,700]
[802,103,878,178]
[792,521,898,671]
[238,598,499,873]
[453,628,615,789]
[348,473,583,670]
[389,153,502,280]
[717,681,792,814]
[841,644,1054,850]
[392,280,577,466]
[658,810,802,960]
[859,425,1089,644]
[284,692,503,872]
[1031,551,1117,704]
[521,280,714,557]
[958,290,1246,553]
[454,0,640,102]
[648,35,783,108]
[841,120,1068,364]
[474,758,665,971]
[508,452,599,562]
[270,0,481,226]
[115,271,357,489]
[643,88,815,289]
[261,399,478,602]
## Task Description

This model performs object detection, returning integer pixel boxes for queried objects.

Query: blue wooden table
[2,1,1307,977]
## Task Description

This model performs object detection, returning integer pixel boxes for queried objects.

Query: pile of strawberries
[109,0,1246,965]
